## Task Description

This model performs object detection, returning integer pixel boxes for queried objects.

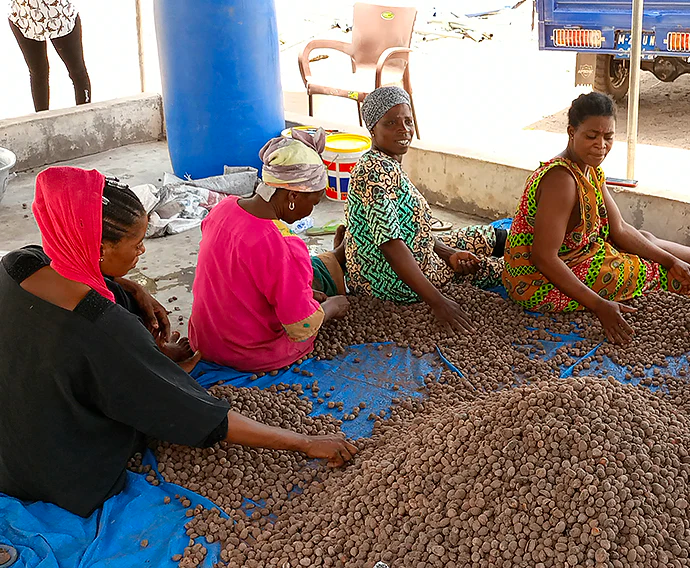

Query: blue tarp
[0,343,449,568]
[4,215,685,567]
[192,342,444,438]
[0,470,219,568]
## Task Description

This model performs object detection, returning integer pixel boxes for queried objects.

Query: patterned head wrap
[361,86,411,131]
[255,128,328,202]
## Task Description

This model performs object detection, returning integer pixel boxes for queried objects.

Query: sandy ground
[529,73,690,151]
[0,1,687,151]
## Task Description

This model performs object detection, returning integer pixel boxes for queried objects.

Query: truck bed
[538,0,690,55]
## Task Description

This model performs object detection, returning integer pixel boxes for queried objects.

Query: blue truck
[537,0,690,99]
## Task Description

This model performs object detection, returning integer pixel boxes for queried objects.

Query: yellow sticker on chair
[347,91,359,100]
[381,11,395,20]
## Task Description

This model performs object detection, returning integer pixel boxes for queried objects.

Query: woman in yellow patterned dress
[503,93,690,344]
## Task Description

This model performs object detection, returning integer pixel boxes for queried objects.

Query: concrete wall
[610,188,690,246]
[287,113,532,220]
[404,141,690,246]
[286,111,690,245]
[2,99,687,244]
[0,94,164,172]
[402,148,529,221]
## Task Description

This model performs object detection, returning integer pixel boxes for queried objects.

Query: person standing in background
[8,0,91,112]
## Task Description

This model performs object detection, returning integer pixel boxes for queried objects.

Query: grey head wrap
[361,86,411,131]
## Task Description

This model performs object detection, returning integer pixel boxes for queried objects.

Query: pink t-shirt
[189,197,322,372]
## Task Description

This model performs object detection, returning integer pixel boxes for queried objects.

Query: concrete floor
[0,140,487,328]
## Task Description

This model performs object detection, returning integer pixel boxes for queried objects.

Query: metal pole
[135,0,146,93]
[626,0,644,179]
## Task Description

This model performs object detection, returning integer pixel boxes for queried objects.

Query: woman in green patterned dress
[344,87,507,332]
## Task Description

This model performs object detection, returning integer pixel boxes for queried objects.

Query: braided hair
[568,92,616,128]
[101,177,147,243]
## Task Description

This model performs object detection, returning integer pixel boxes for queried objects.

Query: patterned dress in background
[503,157,682,312]
[9,0,77,41]
[345,149,503,304]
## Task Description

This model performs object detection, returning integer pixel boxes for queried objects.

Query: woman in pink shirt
[189,129,349,372]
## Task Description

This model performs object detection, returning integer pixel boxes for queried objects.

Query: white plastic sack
[141,167,259,238]
[130,183,160,214]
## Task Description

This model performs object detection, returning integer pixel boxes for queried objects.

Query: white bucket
[0,148,17,205]
[322,133,371,202]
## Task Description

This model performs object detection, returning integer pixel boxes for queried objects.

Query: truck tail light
[667,32,690,52]
[553,29,603,48]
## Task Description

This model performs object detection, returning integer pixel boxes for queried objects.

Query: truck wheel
[593,55,630,101]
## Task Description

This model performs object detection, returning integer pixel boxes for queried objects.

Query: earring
[99,257,104,262]
[289,202,295,211]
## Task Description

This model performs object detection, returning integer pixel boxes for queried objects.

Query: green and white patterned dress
[344,149,503,303]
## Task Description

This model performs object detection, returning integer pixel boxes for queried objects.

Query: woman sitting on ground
[503,92,690,344]
[345,86,507,332]
[189,129,350,373]
[0,167,356,517]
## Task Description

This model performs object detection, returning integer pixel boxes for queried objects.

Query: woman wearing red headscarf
[0,167,356,517]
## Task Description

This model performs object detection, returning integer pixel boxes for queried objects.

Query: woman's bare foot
[334,225,346,248]
[160,331,194,362]
[333,225,346,266]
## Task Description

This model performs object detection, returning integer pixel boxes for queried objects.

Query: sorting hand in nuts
[503,92,690,344]
[188,128,349,373]
[225,412,357,468]
[0,167,355,518]
[344,86,507,331]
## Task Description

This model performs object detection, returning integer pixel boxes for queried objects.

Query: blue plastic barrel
[153,0,284,179]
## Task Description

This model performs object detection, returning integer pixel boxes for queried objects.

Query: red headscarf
[32,166,116,302]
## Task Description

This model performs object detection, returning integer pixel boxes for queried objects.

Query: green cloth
[344,149,504,303]
[344,149,443,303]
[311,256,338,297]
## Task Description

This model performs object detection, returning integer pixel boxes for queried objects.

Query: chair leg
[409,95,420,139]
[357,100,363,127]
[308,94,314,117]
[402,68,419,138]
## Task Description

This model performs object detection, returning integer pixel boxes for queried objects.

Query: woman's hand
[313,290,328,303]
[593,300,637,344]
[322,295,350,321]
[115,277,171,343]
[448,251,480,275]
[225,412,358,464]
[666,258,690,293]
[302,434,358,467]
[430,295,475,333]
[138,291,171,344]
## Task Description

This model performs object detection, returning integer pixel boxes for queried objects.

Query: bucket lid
[281,126,340,138]
[325,133,371,153]
[0,148,17,170]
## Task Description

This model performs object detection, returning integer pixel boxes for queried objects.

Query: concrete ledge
[0,94,165,172]
[3,99,686,243]
[286,110,690,245]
